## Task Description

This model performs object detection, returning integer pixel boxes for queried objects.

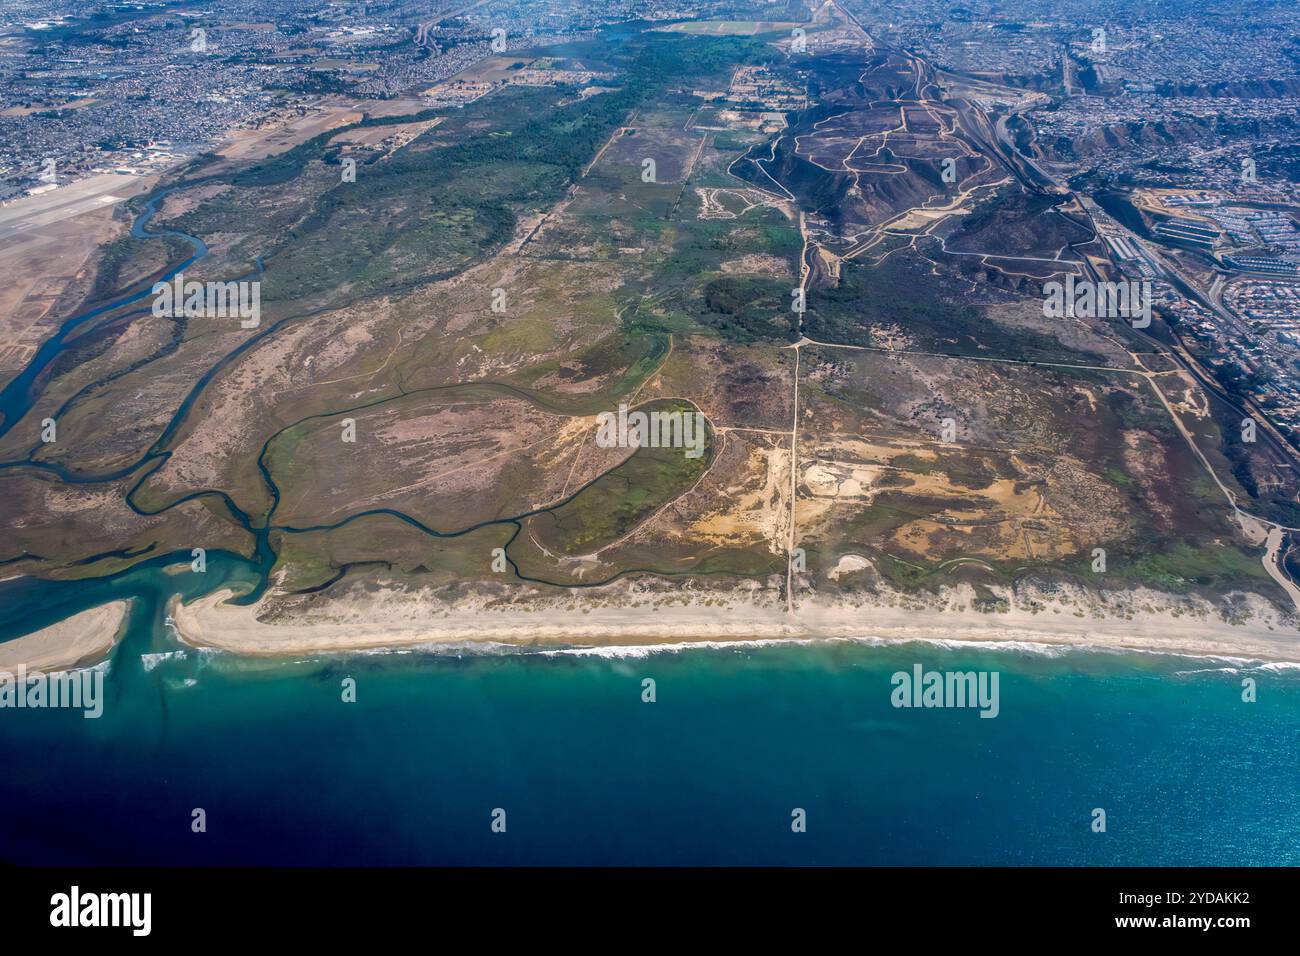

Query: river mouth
[0,549,262,650]
[0,182,712,619]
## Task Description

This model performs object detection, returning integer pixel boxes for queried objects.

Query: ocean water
[1,562,1297,865]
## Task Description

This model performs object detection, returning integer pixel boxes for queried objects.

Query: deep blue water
[2,64,1292,869]
[1,564,1297,865]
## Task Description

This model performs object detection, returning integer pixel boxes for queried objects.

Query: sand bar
[0,601,130,675]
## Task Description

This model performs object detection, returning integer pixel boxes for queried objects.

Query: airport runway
[0,173,144,241]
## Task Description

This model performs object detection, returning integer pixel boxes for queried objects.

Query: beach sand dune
[172,586,1300,663]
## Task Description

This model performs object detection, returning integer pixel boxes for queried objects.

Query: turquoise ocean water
[1,555,1297,866]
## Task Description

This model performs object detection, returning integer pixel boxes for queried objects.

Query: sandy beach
[0,600,131,674]
[172,583,1300,663]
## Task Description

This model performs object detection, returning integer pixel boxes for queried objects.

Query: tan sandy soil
[0,97,97,117]
[689,441,789,550]
[0,601,130,675]
[218,104,364,162]
[330,118,442,148]
[0,174,154,386]
[173,583,1300,663]
[355,97,429,118]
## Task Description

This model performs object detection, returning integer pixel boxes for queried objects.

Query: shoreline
[0,600,131,675]
[172,585,1300,664]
